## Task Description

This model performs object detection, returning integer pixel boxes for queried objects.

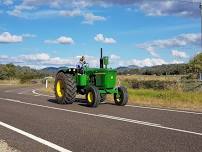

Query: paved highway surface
[0,85,201,152]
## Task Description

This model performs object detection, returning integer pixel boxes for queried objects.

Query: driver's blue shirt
[76,61,86,68]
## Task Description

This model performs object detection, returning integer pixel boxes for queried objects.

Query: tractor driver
[76,56,86,69]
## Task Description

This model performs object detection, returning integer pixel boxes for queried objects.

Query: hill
[42,67,67,74]
[117,64,187,75]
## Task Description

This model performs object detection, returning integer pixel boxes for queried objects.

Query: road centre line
[0,97,202,136]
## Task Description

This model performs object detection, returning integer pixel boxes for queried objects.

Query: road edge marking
[32,89,54,97]
[0,121,72,152]
[126,105,202,115]
[0,97,202,136]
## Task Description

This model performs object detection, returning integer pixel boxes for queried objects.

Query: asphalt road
[0,86,202,152]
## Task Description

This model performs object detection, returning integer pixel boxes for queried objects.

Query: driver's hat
[80,56,85,61]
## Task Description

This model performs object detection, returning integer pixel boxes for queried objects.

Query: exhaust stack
[100,48,104,68]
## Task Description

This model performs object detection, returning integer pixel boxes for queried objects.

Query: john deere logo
[111,76,113,79]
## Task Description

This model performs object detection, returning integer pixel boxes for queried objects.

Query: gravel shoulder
[0,140,20,152]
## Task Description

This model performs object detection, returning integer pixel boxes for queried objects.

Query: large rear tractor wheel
[114,86,128,106]
[54,72,76,104]
[86,86,100,108]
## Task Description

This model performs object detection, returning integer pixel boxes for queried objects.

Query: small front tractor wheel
[54,72,76,104]
[86,86,100,107]
[114,86,128,106]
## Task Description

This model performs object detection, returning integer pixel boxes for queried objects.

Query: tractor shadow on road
[47,98,112,108]
[47,98,92,107]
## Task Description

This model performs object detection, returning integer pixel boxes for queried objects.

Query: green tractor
[54,48,128,107]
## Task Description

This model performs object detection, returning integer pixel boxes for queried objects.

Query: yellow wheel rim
[56,80,63,97]
[87,92,93,103]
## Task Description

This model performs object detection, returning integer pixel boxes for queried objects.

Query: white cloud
[0,32,23,43]
[22,33,36,38]
[110,54,120,60]
[137,1,199,17]
[2,0,13,5]
[82,13,106,24]
[0,55,8,59]
[59,9,81,17]
[6,1,106,24]
[7,4,36,17]
[104,53,169,67]
[137,33,200,57]
[45,36,74,45]
[3,0,200,20]
[126,58,167,67]
[172,60,184,64]
[0,52,187,69]
[0,53,100,69]
[171,50,188,58]
[72,1,92,8]
[19,53,50,61]
[94,33,116,44]
[57,36,74,44]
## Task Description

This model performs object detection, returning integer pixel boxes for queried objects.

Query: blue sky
[0,0,201,69]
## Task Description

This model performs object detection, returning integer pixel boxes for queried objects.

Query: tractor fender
[56,69,68,75]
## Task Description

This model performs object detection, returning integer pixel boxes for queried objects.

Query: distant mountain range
[41,63,187,75]
[116,65,140,73]
[42,65,140,73]
[42,67,67,73]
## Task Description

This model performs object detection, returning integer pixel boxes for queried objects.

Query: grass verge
[126,88,202,111]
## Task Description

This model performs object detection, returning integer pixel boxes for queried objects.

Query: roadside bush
[127,79,178,90]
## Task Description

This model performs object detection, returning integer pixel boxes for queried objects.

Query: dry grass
[118,74,182,81]
[0,80,20,85]
[0,79,42,88]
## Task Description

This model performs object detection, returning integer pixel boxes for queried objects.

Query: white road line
[34,94,41,96]
[0,97,202,136]
[32,89,54,97]
[0,121,72,152]
[5,90,13,93]
[32,89,202,115]
[126,105,202,115]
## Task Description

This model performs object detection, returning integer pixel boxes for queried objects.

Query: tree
[188,53,202,73]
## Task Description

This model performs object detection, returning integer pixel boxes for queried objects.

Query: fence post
[45,79,48,88]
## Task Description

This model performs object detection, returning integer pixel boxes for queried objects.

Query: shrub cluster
[126,79,178,90]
